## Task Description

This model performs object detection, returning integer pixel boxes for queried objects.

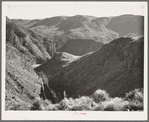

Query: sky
[4,2,146,19]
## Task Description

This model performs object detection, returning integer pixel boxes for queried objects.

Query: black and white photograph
[1,1,148,120]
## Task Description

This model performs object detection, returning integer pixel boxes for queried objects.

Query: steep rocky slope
[35,36,144,101]
[6,21,51,63]
[6,44,42,110]
[5,22,50,110]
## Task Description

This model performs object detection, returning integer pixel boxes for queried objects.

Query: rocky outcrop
[35,36,144,101]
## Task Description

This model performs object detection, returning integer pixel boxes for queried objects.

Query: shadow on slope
[34,36,144,102]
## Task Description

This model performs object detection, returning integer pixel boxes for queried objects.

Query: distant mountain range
[11,14,144,43]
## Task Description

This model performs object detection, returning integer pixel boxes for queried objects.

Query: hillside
[6,21,52,63]
[10,19,42,28]
[10,14,144,57]
[30,15,119,44]
[58,39,103,56]
[5,22,51,110]
[30,16,68,28]
[35,36,144,101]
[106,14,144,37]
[6,44,42,110]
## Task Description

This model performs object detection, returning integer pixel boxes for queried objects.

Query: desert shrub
[30,101,41,110]
[30,98,52,110]
[125,88,143,102]
[45,103,61,111]
[59,98,72,110]
[125,88,143,111]
[104,104,115,111]
[70,96,96,111]
[57,96,97,111]
[125,89,143,111]
[92,104,104,111]
[128,101,143,111]
[92,89,110,103]
[102,97,129,111]
[30,89,144,111]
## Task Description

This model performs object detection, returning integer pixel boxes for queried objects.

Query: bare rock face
[35,36,144,101]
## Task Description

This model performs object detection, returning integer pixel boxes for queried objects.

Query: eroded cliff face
[35,36,144,101]
[5,22,46,110]
[6,44,42,110]
[6,22,52,63]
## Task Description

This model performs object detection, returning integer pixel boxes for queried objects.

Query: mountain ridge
[35,36,144,101]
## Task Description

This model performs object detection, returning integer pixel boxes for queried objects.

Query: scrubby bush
[92,104,104,111]
[30,98,52,110]
[30,101,41,110]
[102,97,129,111]
[128,101,143,111]
[59,98,72,110]
[30,88,144,111]
[125,89,143,111]
[45,103,61,111]
[92,89,110,103]
[69,96,95,111]
[58,96,96,111]
[125,88,143,102]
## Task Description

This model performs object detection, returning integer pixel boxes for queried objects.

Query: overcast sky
[4,2,146,19]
